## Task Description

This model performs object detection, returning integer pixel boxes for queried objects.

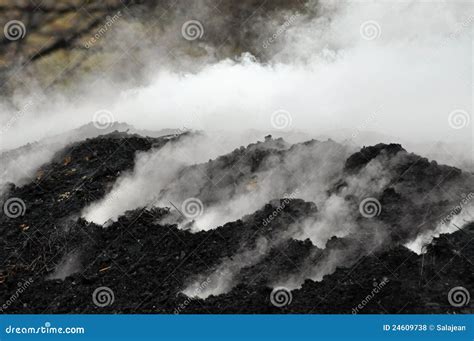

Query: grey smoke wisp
[182,144,474,295]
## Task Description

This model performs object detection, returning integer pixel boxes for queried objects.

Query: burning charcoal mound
[0,131,473,314]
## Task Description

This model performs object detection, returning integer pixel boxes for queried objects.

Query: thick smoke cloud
[0,0,471,155]
[83,136,354,228]
[182,146,474,295]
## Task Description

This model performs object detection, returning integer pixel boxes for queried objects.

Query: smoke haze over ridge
[0,0,471,153]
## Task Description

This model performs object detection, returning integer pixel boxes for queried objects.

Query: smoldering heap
[0,128,473,314]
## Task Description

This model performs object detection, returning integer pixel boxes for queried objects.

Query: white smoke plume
[183,146,474,294]
[83,135,354,229]
[406,193,474,254]
[82,132,259,224]
[47,250,82,281]
[0,0,471,154]
[0,122,149,195]
[183,237,270,299]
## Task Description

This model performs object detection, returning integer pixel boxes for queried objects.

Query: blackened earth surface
[0,133,473,314]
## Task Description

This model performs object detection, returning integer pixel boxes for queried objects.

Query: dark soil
[0,132,472,314]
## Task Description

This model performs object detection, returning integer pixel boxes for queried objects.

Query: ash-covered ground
[0,127,472,314]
